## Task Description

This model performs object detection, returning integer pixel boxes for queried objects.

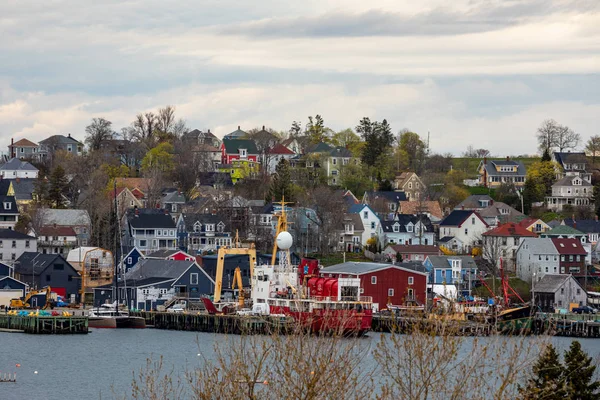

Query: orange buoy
[15,364,21,368]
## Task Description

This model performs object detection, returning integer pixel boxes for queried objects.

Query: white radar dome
[276,231,293,250]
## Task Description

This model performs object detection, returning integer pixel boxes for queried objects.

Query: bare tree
[85,117,114,151]
[537,119,559,155]
[585,135,600,164]
[131,112,158,149]
[555,124,580,152]
[156,105,188,141]
[298,187,346,255]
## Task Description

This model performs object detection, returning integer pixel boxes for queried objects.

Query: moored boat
[88,304,146,329]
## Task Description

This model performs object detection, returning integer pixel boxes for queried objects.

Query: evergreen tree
[564,341,600,399]
[519,344,566,399]
[33,176,49,206]
[47,165,69,208]
[267,159,292,202]
[542,148,552,162]
[358,117,394,167]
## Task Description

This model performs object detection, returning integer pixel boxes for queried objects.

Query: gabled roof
[544,225,585,237]
[440,210,487,227]
[146,249,187,259]
[479,159,526,176]
[128,212,176,229]
[482,223,537,237]
[37,209,91,226]
[0,229,35,240]
[478,202,523,221]
[197,172,234,187]
[0,158,38,172]
[0,180,11,196]
[115,177,150,192]
[348,203,375,215]
[8,178,36,201]
[14,253,74,276]
[380,214,433,233]
[11,138,38,147]
[394,172,421,188]
[267,143,295,155]
[398,201,443,220]
[518,217,545,229]
[425,255,478,269]
[340,214,364,232]
[0,196,19,214]
[223,139,259,154]
[553,175,592,187]
[519,238,559,255]
[563,219,600,234]
[182,213,228,232]
[533,274,577,293]
[124,258,196,280]
[162,191,186,204]
[305,142,333,154]
[320,262,428,276]
[550,238,587,255]
[38,226,77,237]
[553,152,587,166]
[455,195,494,210]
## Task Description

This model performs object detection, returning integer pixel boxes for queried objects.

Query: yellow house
[218,159,259,183]
[477,157,526,188]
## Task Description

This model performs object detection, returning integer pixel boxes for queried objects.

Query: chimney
[262,125,265,131]
[506,156,510,161]
[238,126,240,130]
[53,223,57,229]
[16,177,20,184]
[68,133,71,138]
[595,215,598,222]
[208,129,211,134]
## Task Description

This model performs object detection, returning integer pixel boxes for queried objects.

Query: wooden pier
[372,314,493,336]
[132,311,295,335]
[0,315,88,334]
[537,313,600,338]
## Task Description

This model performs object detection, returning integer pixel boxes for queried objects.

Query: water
[1,329,600,400]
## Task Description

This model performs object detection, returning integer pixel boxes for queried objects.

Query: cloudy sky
[1,0,599,155]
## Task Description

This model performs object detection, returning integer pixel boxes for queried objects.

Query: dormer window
[393,224,399,233]
[407,224,413,233]
[240,148,247,158]
[3,202,10,210]
[193,222,201,233]
[206,224,215,232]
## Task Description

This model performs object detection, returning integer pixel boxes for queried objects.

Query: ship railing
[308,295,373,303]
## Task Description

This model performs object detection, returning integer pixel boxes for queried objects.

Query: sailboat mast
[113,180,119,313]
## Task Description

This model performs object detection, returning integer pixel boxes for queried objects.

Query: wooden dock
[0,315,88,334]
[132,311,295,335]
[537,313,600,338]
[372,314,493,336]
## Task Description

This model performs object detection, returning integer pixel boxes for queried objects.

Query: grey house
[13,252,80,303]
[36,209,92,245]
[532,274,586,312]
[39,134,84,156]
[0,229,37,265]
[7,138,40,160]
[0,158,39,179]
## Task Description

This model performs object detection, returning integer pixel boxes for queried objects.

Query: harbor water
[1,329,600,400]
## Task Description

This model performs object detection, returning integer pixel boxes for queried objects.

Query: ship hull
[269,306,372,335]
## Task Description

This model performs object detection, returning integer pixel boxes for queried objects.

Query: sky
[0,0,599,156]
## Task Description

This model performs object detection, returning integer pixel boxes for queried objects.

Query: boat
[243,198,372,335]
[88,303,146,329]
[496,305,533,334]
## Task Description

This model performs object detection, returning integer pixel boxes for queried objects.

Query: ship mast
[271,196,292,266]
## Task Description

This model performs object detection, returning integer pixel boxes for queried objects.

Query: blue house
[423,255,478,298]
[0,276,27,300]
[120,246,144,273]
[0,261,12,278]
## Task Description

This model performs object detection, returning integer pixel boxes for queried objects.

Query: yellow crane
[213,231,257,303]
[231,267,245,308]
[10,286,53,309]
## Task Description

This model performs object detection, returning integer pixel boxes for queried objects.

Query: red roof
[12,138,38,147]
[268,143,295,155]
[482,223,537,237]
[518,217,538,228]
[39,226,77,237]
[551,238,587,255]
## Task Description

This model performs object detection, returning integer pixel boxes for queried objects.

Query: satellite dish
[276,231,293,250]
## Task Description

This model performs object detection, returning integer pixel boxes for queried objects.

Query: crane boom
[213,231,256,303]
[231,267,245,307]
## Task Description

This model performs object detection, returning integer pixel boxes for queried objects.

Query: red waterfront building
[319,262,428,311]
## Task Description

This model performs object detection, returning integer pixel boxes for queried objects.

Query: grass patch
[473,277,531,302]
[311,252,371,267]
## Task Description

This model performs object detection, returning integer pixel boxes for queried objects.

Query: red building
[146,249,195,261]
[319,262,428,311]
[551,238,587,276]
[220,139,259,164]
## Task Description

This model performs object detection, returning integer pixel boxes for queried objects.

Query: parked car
[167,304,186,313]
[572,306,597,314]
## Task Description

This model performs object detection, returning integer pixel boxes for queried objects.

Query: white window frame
[388,288,394,296]
[190,273,199,284]
[371,276,377,284]
[408,276,414,285]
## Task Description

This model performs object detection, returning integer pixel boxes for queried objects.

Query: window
[464,228,468,235]
[388,288,394,296]
[371,222,375,229]
[577,288,581,295]
[561,288,564,294]
[408,276,414,285]
[127,257,132,264]
[240,149,247,157]
[11,253,16,260]
[0,240,2,248]
[339,236,344,243]
[371,276,377,284]
[407,225,413,233]
[11,240,16,248]
[190,273,199,284]
[25,240,30,248]
[363,211,368,219]
[569,255,573,262]
[332,158,337,165]
[576,255,580,262]
[561,255,565,262]
[67,144,72,152]
[408,288,414,298]
[46,274,51,282]
[471,217,475,225]
[4,202,11,210]
[170,230,174,236]
[139,240,147,247]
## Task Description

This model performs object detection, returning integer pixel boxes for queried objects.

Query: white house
[545,175,593,212]
[347,204,381,246]
[438,210,489,254]
[0,229,37,265]
[0,158,39,179]
[127,211,177,255]
[516,238,560,283]
[379,214,435,246]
